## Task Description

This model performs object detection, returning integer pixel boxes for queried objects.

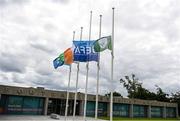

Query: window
[113,103,129,117]
[133,105,147,117]
[151,107,163,118]
[166,107,176,118]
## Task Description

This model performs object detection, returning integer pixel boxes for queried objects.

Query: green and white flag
[93,36,112,52]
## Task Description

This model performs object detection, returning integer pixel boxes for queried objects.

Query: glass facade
[0,94,177,118]
[22,97,44,115]
[151,106,163,118]
[113,103,129,117]
[0,95,44,115]
[7,96,23,114]
[133,105,147,117]
[86,101,107,117]
[166,107,176,118]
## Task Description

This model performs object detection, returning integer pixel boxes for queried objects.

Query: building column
[176,107,179,118]
[129,104,133,118]
[163,106,166,118]
[44,97,49,115]
[79,100,84,116]
[147,105,151,118]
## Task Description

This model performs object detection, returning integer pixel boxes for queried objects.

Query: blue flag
[73,40,99,62]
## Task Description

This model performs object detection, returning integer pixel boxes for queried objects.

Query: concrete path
[0,115,106,121]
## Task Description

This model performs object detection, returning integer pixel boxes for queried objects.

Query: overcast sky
[0,0,180,97]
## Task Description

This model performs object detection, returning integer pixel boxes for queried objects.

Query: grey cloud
[43,23,58,32]
[0,73,9,80]
[52,0,69,4]
[30,42,54,54]
[36,69,53,76]
[116,51,178,83]
[117,0,180,38]
[29,74,75,91]
[10,70,64,90]
[0,0,28,7]
[12,73,24,84]
[35,60,54,76]
[0,53,26,73]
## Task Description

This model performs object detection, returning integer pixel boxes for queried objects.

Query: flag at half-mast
[53,48,73,69]
[73,40,99,62]
[93,36,112,52]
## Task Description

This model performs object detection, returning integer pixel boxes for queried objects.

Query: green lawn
[99,117,180,121]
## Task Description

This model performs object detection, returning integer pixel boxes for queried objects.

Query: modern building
[0,85,178,118]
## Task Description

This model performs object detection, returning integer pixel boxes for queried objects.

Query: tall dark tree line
[119,74,170,101]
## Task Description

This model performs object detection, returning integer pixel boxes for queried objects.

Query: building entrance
[47,98,80,116]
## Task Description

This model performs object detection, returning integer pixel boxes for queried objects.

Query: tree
[120,74,148,99]
[105,91,123,97]
[155,85,170,102]
[120,74,170,102]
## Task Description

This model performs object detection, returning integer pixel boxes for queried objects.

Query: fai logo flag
[93,36,112,52]
[73,41,99,62]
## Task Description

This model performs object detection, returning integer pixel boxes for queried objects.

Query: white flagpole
[110,7,115,121]
[84,11,92,121]
[65,32,75,121]
[95,14,102,119]
[65,65,71,121]
[73,27,83,120]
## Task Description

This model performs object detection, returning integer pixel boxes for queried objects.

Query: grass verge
[99,117,179,121]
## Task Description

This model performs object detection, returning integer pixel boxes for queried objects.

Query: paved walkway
[0,115,106,121]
